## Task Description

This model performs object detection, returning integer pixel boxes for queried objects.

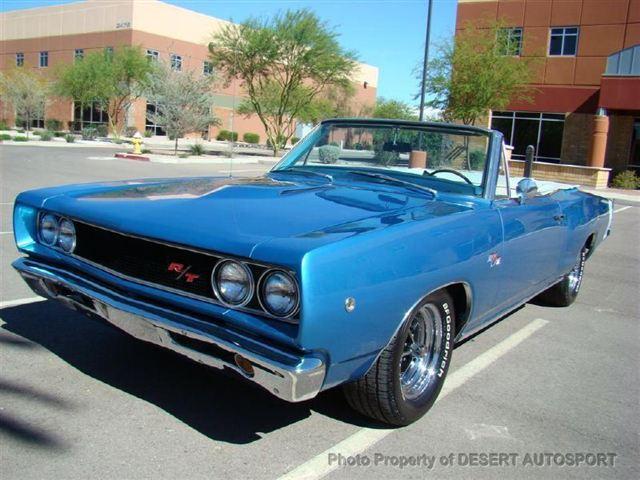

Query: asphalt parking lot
[1,145,639,479]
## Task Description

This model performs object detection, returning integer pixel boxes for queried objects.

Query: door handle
[553,214,565,222]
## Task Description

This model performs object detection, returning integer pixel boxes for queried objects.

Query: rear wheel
[536,247,587,307]
[343,290,455,426]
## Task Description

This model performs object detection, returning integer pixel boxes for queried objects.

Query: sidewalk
[581,186,640,206]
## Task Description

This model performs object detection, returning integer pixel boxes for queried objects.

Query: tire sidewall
[565,248,587,301]
[392,290,455,422]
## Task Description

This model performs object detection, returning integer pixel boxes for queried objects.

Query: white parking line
[277,318,549,480]
[614,206,632,214]
[0,296,46,309]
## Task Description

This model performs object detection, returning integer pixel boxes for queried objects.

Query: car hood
[21,175,470,262]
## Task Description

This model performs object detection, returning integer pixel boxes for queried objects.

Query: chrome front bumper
[12,257,325,402]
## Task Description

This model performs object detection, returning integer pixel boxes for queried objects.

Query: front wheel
[536,247,587,307]
[343,290,455,426]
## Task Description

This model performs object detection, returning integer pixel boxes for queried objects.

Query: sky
[1,0,459,105]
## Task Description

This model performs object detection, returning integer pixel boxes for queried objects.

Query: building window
[16,52,24,67]
[549,27,579,56]
[499,27,523,56]
[203,61,214,76]
[73,102,109,130]
[146,102,166,136]
[17,113,44,130]
[170,54,182,71]
[146,49,159,62]
[491,111,565,163]
[39,51,49,67]
[75,49,84,61]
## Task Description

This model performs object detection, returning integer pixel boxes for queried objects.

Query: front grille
[72,221,269,311]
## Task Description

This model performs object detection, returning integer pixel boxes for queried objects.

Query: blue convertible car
[12,119,612,425]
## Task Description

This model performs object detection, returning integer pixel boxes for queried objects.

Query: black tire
[343,290,455,426]
[536,247,587,307]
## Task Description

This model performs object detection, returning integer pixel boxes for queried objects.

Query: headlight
[259,270,299,318]
[212,260,254,307]
[39,213,59,245]
[57,218,76,253]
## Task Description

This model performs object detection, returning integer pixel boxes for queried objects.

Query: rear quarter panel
[553,189,612,273]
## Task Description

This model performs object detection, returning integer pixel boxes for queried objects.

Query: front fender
[297,207,501,389]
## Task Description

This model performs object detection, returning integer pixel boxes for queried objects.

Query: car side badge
[488,252,502,268]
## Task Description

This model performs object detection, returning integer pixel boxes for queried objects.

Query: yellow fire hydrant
[132,131,143,155]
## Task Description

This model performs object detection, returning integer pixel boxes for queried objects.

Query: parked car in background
[12,119,612,425]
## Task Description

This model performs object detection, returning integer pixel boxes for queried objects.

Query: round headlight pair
[38,213,76,253]
[211,260,299,318]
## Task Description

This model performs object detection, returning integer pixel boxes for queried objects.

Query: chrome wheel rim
[568,253,584,293]
[400,304,443,400]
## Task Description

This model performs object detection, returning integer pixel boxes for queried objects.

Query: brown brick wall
[561,112,593,166]
[605,115,634,172]
[509,159,610,188]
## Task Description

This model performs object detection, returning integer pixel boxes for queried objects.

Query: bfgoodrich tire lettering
[344,290,455,426]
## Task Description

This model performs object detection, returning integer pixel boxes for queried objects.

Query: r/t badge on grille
[167,262,201,283]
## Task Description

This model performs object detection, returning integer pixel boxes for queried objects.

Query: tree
[209,9,357,155]
[417,22,537,125]
[145,62,219,155]
[0,68,48,137]
[54,47,153,136]
[372,98,417,120]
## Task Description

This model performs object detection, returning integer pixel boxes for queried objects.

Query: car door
[492,191,566,310]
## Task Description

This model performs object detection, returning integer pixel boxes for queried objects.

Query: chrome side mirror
[516,178,538,204]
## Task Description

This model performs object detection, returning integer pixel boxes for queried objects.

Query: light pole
[418,0,433,122]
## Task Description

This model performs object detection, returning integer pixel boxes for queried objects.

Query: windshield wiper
[276,168,333,183]
[346,170,437,199]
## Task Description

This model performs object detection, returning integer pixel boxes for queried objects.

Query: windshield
[273,122,491,197]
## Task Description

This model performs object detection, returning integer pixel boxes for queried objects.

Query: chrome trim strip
[13,257,325,403]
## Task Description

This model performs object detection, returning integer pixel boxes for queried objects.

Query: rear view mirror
[516,178,538,204]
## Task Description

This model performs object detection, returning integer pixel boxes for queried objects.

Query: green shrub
[318,145,341,164]
[45,119,62,131]
[0,120,9,130]
[81,127,97,140]
[243,132,260,144]
[64,134,76,143]
[54,131,66,137]
[189,143,205,156]
[144,129,154,138]
[94,124,108,137]
[178,153,189,159]
[39,131,54,141]
[16,129,25,134]
[611,170,640,189]
[1,133,12,140]
[290,136,300,145]
[216,130,238,141]
[12,135,29,142]
[329,141,340,147]
[469,150,486,171]
[141,148,152,154]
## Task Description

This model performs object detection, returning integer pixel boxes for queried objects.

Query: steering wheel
[427,168,474,185]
